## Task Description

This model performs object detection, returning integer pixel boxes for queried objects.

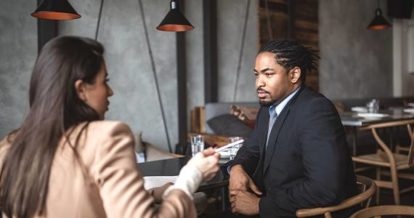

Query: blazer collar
[262,85,305,174]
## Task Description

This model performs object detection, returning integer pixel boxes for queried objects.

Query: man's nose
[256,76,265,87]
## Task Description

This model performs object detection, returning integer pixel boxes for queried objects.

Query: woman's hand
[186,147,220,181]
[151,182,173,203]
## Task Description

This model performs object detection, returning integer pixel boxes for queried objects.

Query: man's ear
[289,67,301,84]
[74,79,87,102]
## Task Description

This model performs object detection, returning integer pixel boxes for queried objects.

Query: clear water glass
[366,99,380,113]
[229,137,243,160]
[191,135,204,156]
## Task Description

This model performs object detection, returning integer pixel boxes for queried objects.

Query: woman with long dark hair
[0,36,220,218]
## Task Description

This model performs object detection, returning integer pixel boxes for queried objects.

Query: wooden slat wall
[258,0,319,91]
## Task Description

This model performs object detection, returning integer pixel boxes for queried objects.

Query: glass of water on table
[229,136,243,160]
[191,134,205,156]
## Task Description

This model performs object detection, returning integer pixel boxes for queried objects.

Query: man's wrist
[254,196,261,214]
[229,164,243,175]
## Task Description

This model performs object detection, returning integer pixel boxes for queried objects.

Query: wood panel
[258,0,319,91]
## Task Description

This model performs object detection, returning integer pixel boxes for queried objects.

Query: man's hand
[230,190,260,215]
[229,164,262,195]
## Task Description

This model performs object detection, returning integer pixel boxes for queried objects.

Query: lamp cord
[95,0,104,40]
[138,0,172,153]
[233,0,251,101]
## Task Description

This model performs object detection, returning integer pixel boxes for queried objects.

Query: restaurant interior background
[1,0,414,152]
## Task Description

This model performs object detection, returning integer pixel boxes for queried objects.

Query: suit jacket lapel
[259,109,270,160]
[263,108,290,174]
[262,86,305,175]
[251,109,269,189]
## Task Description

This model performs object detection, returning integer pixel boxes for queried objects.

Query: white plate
[403,108,414,113]
[356,113,389,118]
[351,107,368,113]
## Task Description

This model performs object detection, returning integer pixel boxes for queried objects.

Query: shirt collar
[269,87,300,116]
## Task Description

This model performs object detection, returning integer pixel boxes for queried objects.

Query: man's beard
[258,99,275,107]
[257,88,275,107]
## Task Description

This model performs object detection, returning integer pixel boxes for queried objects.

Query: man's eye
[265,73,273,77]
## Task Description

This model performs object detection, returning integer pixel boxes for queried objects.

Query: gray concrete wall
[186,0,258,109]
[217,0,258,102]
[0,0,37,138]
[2,0,396,150]
[319,0,393,99]
[186,0,205,114]
[59,0,178,151]
[0,0,258,151]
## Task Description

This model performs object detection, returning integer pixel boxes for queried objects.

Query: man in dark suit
[228,40,358,217]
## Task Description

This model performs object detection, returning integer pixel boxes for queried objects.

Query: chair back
[350,205,414,218]
[296,176,376,218]
[360,119,414,166]
[408,124,414,166]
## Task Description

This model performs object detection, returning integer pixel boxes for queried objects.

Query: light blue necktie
[266,107,277,148]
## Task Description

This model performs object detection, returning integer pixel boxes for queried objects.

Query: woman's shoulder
[74,120,132,133]
[0,132,17,149]
[87,120,132,131]
[70,121,134,143]
[65,121,135,158]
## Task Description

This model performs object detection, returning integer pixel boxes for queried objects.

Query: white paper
[214,139,244,152]
[143,176,178,190]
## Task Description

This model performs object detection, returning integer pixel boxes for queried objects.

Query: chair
[296,175,376,218]
[350,205,414,218]
[351,119,414,205]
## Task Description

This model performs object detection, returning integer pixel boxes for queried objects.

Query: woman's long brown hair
[0,36,105,218]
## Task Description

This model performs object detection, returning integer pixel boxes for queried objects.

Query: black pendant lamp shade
[367,7,391,30]
[31,0,81,20]
[157,0,193,32]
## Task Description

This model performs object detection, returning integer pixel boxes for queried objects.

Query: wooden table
[138,157,230,211]
[138,157,229,192]
[340,111,414,156]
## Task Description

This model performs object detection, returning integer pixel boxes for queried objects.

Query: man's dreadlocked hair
[259,40,319,83]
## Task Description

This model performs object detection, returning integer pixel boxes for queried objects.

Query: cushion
[230,105,258,128]
[207,114,253,138]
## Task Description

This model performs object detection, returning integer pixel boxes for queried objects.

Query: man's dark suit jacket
[232,86,358,218]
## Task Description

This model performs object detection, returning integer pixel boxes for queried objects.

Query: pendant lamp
[157,0,193,32]
[31,0,81,20]
[367,0,391,30]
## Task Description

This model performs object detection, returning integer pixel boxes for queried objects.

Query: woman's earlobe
[74,80,87,101]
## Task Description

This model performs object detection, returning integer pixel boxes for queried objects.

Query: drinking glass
[229,137,243,160]
[366,99,380,113]
[191,135,205,157]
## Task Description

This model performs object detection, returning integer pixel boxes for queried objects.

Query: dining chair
[296,175,376,218]
[351,119,414,205]
[350,205,414,218]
